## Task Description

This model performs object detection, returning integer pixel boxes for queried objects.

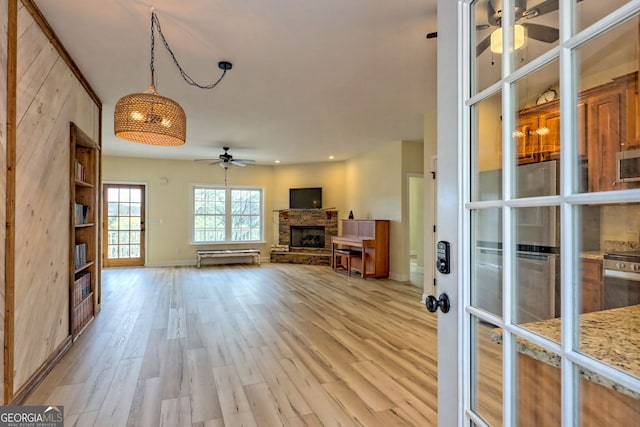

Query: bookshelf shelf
[74,261,94,275]
[76,291,93,306]
[75,180,94,188]
[70,123,100,339]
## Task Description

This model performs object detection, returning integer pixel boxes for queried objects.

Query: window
[192,186,263,243]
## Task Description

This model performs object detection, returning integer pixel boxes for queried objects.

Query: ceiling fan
[196,147,256,169]
[427,0,566,56]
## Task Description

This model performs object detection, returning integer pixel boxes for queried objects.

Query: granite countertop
[491,305,640,399]
[580,251,605,260]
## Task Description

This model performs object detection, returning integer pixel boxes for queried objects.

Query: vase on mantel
[348,211,354,219]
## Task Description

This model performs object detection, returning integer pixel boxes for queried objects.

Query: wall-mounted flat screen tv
[289,187,322,209]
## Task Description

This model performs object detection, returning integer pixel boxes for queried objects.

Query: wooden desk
[331,220,389,278]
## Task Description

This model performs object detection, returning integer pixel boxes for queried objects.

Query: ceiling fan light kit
[490,24,527,54]
[114,7,232,146]
[195,146,256,169]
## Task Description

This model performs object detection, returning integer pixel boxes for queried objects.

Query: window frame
[190,184,265,245]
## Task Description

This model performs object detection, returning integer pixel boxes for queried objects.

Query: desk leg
[362,250,367,277]
[331,243,336,269]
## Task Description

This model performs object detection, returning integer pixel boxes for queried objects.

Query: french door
[103,184,145,267]
[437,0,640,425]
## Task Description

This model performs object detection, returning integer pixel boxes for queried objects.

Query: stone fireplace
[271,209,338,265]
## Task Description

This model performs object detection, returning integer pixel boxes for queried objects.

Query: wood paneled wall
[0,0,9,406]
[2,0,101,402]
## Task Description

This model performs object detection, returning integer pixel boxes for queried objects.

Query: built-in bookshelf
[70,123,100,338]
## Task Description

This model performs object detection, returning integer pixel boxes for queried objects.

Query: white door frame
[435,0,462,425]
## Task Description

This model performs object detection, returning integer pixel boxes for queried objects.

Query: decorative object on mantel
[348,210,354,219]
[114,7,233,146]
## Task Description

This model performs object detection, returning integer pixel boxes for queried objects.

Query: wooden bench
[333,248,362,276]
[196,249,261,268]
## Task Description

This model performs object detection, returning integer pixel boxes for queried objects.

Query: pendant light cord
[150,9,230,90]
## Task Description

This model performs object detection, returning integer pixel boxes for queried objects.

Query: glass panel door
[444,0,640,425]
[103,184,145,267]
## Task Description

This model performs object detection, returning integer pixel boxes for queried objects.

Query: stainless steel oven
[474,160,561,322]
[474,246,558,322]
[603,252,640,309]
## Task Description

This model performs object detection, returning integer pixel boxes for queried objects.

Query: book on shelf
[75,203,90,225]
[74,159,86,182]
[73,271,92,306]
[74,243,88,269]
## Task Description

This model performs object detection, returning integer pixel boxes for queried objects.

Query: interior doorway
[409,174,425,285]
[102,184,146,267]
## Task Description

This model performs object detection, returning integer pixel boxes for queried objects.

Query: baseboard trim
[144,257,270,268]
[10,335,73,405]
[389,272,410,282]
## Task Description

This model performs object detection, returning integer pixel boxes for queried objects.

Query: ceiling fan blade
[522,23,559,43]
[427,24,490,39]
[233,159,256,163]
[231,161,247,167]
[476,34,492,56]
[194,158,219,162]
[522,0,558,19]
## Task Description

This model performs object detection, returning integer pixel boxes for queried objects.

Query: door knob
[426,293,450,313]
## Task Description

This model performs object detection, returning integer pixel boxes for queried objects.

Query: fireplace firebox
[290,226,325,248]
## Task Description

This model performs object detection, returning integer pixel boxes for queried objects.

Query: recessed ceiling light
[274,160,280,164]
[329,156,335,160]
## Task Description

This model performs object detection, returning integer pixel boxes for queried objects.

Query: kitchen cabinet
[493,305,640,425]
[585,91,622,192]
[516,99,561,165]
[580,258,603,313]
[516,72,639,191]
[538,109,561,161]
[515,113,541,165]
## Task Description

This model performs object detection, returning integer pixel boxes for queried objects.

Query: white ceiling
[33,0,439,165]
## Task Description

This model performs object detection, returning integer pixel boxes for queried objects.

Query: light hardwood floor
[25,264,440,426]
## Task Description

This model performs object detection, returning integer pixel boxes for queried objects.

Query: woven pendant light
[114,86,186,146]
[114,8,231,147]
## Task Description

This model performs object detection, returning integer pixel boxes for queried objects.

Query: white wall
[103,157,275,265]
[344,140,424,281]
[104,140,423,279]
[272,161,347,214]
[410,176,424,267]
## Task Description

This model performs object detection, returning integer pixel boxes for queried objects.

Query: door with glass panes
[437,0,640,425]
[103,184,145,267]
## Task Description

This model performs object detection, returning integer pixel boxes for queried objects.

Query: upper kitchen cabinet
[516,100,562,165]
[583,82,623,192]
[514,71,639,192]
[577,16,640,193]
[513,60,560,167]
